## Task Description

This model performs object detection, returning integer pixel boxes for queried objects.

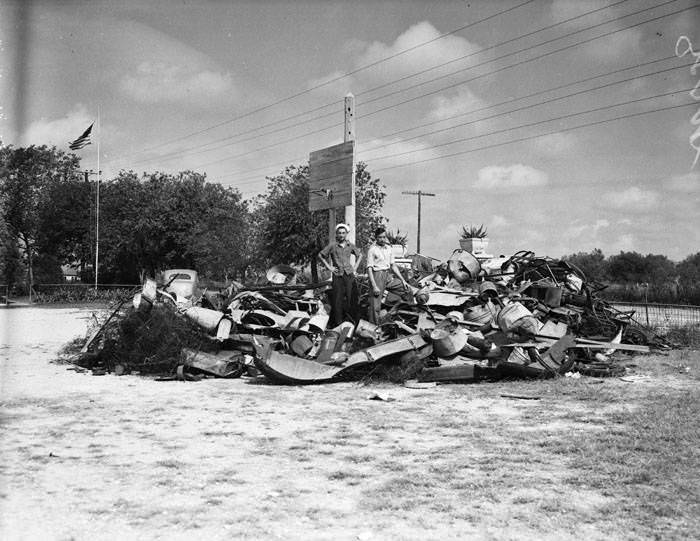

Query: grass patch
[563,389,700,539]
[361,473,439,512]
[662,324,700,348]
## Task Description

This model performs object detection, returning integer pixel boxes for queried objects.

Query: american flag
[69,123,93,151]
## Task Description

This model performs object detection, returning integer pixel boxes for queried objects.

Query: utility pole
[84,169,101,289]
[344,92,356,243]
[401,190,435,253]
[328,93,356,243]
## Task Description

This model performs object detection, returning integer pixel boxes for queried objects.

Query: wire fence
[1,283,140,305]
[611,302,700,328]
[3,284,700,329]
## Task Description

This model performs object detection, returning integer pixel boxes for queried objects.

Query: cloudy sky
[1,0,699,261]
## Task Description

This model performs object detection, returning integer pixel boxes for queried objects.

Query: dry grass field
[1,307,699,540]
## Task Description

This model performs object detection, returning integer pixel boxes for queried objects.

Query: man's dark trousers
[331,273,359,327]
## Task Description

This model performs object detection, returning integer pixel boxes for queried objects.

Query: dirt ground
[1,306,698,541]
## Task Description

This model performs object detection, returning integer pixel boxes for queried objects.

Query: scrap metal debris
[73,249,665,384]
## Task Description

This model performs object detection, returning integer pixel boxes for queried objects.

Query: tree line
[0,145,385,292]
[562,249,700,304]
[1,144,698,304]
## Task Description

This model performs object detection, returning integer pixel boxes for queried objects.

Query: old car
[162,269,199,301]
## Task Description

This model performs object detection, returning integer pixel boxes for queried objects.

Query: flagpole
[95,107,100,290]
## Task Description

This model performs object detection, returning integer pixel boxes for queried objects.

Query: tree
[562,248,608,281]
[98,170,250,283]
[353,161,387,249]
[677,252,700,304]
[0,145,81,295]
[37,175,92,277]
[254,164,328,283]
[0,199,24,291]
[187,182,249,281]
[607,251,648,284]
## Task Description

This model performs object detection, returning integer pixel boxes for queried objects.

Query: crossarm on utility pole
[401,190,436,254]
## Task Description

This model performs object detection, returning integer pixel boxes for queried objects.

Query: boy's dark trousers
[330,273,359,326]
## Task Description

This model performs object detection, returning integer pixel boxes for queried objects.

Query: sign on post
[308,140,354,211]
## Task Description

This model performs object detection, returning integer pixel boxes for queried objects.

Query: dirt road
[1,307,698,540]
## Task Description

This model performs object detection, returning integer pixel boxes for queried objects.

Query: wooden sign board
[309,140,354,211]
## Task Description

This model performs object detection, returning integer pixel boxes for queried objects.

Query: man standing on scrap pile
[366,226,409,324]
[318,223,363,327]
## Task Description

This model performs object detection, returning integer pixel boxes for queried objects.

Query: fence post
[643,283,650,326]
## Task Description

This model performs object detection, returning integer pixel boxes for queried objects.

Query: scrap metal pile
[77,250,661,384]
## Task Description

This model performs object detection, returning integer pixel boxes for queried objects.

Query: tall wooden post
[344,93,356,243]
[325,94,356,244]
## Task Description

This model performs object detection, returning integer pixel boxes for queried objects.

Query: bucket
[448,249,481,281]
[447,260,470,283]
[184,307,224,331]
[302,312,329,333]
[478,281,498,300]
[496,302,532,333]
[316,330,340,361]
[334,320,355,339]
[506,346,531,365]
[430,328,468,358]
[355,319,380,340]
[266,264,297,285]
[291,335,314,357]
[216,317,233,340]
[464,303,497,325]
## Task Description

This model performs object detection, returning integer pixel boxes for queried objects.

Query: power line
[122,0,537,158]
[354,0,634,101]
[360,62,691,156]
[370,101,695,174]
[360,54,677,145]
[359,1,692,118]
[232,91,692,194]
[201,55,688,171]
[172,2,696,171]
[212,55,686,185]
[132,2,690,174]
[114,2,696,187]
[113,0,635,169]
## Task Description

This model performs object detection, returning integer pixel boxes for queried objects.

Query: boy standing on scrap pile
[366,226,409,324]
[318,223,363,327]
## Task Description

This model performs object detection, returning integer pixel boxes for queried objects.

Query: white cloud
[533,132,577,155]
[308,21,483,97]
[601,186,659,211]
[357,21,482,81]
[22,105,93,147]
[561,218,610,241]
[664,172,700,192]
[429,87,487,122]
[120,62,234,104]
[474,164,548,190]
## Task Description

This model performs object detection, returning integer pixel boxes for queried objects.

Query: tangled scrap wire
[96,304,215,374]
